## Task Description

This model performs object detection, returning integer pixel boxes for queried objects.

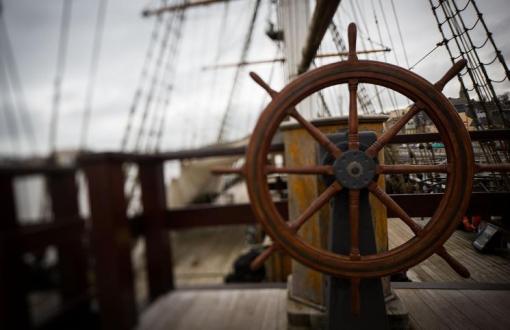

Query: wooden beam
[48,172,89,304]
[0,174,31,329]
[139,161,175,300]
[83,160,137,330]
[165,201,289,229]
[297,0,342,74]
[202,49,391,70]
[389,192,510,218]
[142,0,234,17]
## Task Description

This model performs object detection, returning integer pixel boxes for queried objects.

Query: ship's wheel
[245,23,474,283]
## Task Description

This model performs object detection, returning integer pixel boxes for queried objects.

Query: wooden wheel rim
[245,60,474,278]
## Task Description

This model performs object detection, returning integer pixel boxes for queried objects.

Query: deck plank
[388,219,510,283]
[137,288,287,330]
[395,288,510,330]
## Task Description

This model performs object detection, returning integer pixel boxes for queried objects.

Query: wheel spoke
[289,109,343,158]
[368,182,470,278]
[349,189,361,258]
[250,181,342,271]
[348,80,360,151]
[347,23,358,62]
[266,165,334,175]
[250,244,279,271]
[434,59,467,91]
[365,59,467,159]
[365,104,421,158]
[377,164,449,174]
[250,71,278,97]
[435,247,470,278]
[289,181,342,231]
[476,163,510,173]
[368,182,422,233]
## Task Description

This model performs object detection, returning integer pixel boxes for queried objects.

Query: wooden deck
[137,219,510,329]
[388,219,510,283]
[163,220,510,287]
[137,287,287,330]
[138,286,510,330]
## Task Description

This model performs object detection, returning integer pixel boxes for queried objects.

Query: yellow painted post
[280,116,389,309]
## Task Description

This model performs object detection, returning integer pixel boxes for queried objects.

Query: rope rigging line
[469,0,510,81]
[349,0,380,113]
[434,0,495,127]
[371,2,399,111]
[79,0,109,150]
[430,0,510,189]
[195,1,230,147]
[216,0,262,143]
[444,0,507,126]
[377,0,400,65]
[0,50,22,155]
[0,1,37,155]
[434,0,510,127]
[390,0,410,69]
[48,0,73,155]
[330,13,375,114]
[133,7,179,152]
[408,41,444,70]
[153,6,186,152]
[120,0,168,151]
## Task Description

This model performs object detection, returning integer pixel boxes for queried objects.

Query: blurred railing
[0,129,508,329]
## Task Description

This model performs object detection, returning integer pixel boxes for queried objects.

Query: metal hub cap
[333,150,376,189]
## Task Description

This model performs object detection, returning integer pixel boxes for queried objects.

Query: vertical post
[0,174,31,329]
[139,161,174,301]
[48,171,88,305]
[83,159,136,330]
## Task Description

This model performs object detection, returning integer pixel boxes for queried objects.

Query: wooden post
[0,174,31,329]
[48,171,89,305]
[83,160,137,330]
[138,161,174,301]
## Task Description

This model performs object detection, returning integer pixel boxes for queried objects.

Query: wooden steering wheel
[245,23,474,280]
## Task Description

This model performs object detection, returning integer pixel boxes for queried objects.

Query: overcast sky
[1,0,509,157]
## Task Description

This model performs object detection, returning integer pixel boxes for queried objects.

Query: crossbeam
[142,0,235,17]
[202,49,391,70]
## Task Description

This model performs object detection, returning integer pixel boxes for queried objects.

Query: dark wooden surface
[0,174,31,329]
[139,162,175,300]
[165,201,289,230]
[136,286,510,330]
[84,161,137,330]
[48,172,88,304]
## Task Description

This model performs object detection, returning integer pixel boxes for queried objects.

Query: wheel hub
[333,150,376,189]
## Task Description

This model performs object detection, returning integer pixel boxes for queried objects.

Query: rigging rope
[153,6,186,152]
[133,8,177,152]
[371,2,399,111]
[120,0,168,151]
[329,14,375,115]
[196,1,230,147]
[390,0,410,69]
[48,0,73,155]
[350,0,384,113]
[0,52,22,155]
[0,1,37,155]
[79,0,109,150]
[216,0,262,143]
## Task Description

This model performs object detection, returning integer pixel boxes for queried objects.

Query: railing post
[0,174,31,329]
[82,159,137,330]
[139,161,174,301]
[47,171,89,305]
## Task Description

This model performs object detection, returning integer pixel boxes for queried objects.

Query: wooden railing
[0,166,88,330]
[0,129,508,329]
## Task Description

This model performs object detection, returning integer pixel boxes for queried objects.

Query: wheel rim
[245,59,474,278]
